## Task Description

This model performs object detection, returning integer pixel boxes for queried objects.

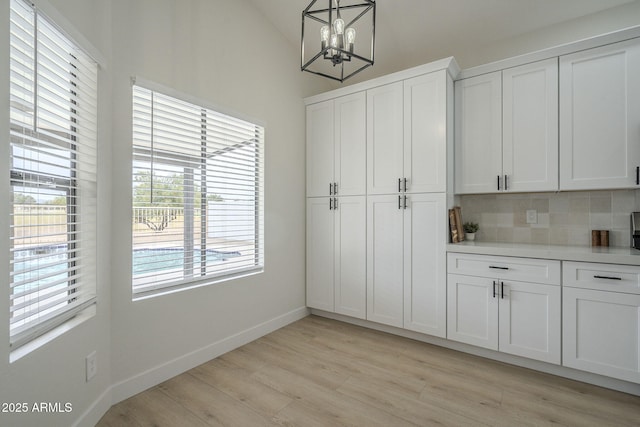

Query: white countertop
[447,241,640,266]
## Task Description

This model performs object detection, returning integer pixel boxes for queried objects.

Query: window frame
[8,0,99,350]
[131,80,265,299]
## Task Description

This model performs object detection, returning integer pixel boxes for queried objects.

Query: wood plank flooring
[98,315,640,426]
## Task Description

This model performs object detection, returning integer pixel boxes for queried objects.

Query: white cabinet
[454,71,502,194]
[403,193,447,337]
[503,58,558,192]
[306,196,367,318]
[368,71,451,195]
[560,39,640,191]
[447,253,561,364]
[455,59,558,194]
[367,82,404,195]
[334,196,367,318]
[403,72,449,193]
[307,92,366,197]
[562,262,640,383]
[306,100,334,198]
[367,193,447,336]
[306,197,335,311]
[367,194,404,327]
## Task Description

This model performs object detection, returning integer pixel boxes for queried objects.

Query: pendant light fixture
[301,0,376,82]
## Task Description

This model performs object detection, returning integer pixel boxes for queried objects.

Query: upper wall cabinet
[455,59,559,194]
[454,71,502,194]
[307,92,367,197]
[559,39,640,190]
[368,70,451,195]
[503,58,558,192]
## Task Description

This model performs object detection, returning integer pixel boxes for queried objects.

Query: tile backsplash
[459,190,640,247]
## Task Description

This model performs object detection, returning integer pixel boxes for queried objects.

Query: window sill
[10,303,97,363]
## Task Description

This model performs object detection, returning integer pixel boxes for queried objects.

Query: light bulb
[333,18,345,35]
[345,27,356,44]
[320,25,330,43]
[330,34,338,48]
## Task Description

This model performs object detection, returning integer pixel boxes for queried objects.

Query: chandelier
[301,0,376,82]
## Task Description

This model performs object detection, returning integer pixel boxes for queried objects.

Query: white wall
[109,0,329,402]
[0,1,113,427]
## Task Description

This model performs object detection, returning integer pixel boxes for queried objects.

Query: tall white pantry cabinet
[305,58,459,338]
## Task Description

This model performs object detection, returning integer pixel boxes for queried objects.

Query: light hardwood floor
[98,315,640,426]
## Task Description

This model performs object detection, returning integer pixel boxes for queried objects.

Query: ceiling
[248,0,637,83]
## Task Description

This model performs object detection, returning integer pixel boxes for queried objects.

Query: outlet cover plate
[86,351,97,382]
[526,209,537,224]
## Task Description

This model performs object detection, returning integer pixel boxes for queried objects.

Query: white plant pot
[466,232,476,241]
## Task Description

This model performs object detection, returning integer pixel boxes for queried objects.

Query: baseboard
[109,306,310,405]
[311,309,640,397]
[72,386,113,427]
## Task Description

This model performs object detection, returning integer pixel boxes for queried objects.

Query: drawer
[447,253,561,285]
[563,261,640,295]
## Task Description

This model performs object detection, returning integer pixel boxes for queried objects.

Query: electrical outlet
[526,209,538,224]
[86,351,97,382]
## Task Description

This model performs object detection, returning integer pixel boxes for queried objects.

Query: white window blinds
[132,85,265,296]
[9,0,98,347]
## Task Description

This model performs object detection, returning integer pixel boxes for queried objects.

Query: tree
[13,193,37,204]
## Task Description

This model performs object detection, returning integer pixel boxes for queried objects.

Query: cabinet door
[403,71,448,193]
[560,39,640,190]
[367,82,404,195]
[498,281,561,364]
[306,198,334,311]
[503,59,558,192]
[403,193,446,337]
[447,274,498,350]
[334,196,367,319]
[335,92,366,196]
[307,100,335,197]
[367,194,404,327]
[454,71,502,194]
[563,287,640,384]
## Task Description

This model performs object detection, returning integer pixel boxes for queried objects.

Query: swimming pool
[12,246,241,285]
[132,247,241,275]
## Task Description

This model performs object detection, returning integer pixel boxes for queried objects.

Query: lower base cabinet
[447,253,561,365]
[306,196,367,318]
[562,261,640,384]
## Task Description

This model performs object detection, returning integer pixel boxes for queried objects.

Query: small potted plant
[463,222,479,241]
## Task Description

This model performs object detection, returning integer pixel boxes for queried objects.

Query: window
[9,0,98,348]
[131,84,265,297]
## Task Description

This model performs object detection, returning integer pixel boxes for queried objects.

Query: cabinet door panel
[447,274,498,350]
[503,58,558,192]
[367,82,404,195]
[335,92,366,196]
[454,72,502,194]
[404,71,447,193]
[306,198,334,311]
[307,101,334,197]
[335,196,367,319]
[404,193,446,337]
[560,39,640,190]
[563,287,640,383]
[499,281,561,364]
[367,195,404,327]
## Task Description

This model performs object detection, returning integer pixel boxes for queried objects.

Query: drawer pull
[593,275,622,281]
[489,266,509,270]
[492,281,496,298]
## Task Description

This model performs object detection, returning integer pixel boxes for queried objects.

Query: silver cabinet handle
[329,183,333,195]
[403,178,408,192]
[334,182,338,194]
[504,175,508,191]
[398,195,402,210]
[329,198,333,210]
[398,178,402,192]
[403,195,407,209]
